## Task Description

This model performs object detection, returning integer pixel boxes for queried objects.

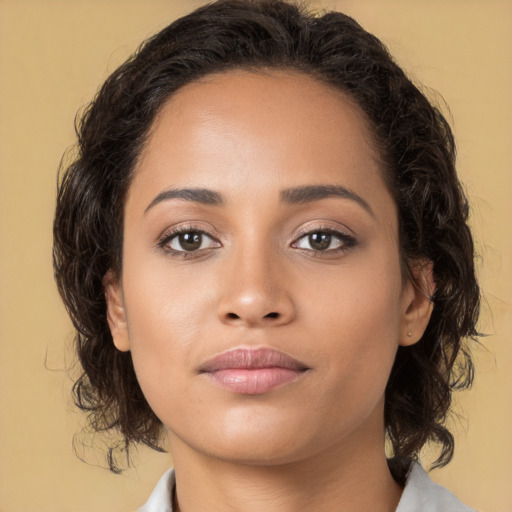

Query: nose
[217,246,296,328]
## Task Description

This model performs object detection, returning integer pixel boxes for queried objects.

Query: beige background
[0,1,510,511]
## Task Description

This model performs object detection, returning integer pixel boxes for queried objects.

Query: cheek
[304,254,403,387]
[123,248,217,340]
[120,256,219,406]
[302,250,403,337]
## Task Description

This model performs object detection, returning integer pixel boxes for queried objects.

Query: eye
[292,229,355,253]
[159,228,220,254]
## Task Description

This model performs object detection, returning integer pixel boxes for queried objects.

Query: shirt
[139,463,475,511]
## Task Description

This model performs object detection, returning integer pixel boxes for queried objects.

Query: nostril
[223,311,283,322]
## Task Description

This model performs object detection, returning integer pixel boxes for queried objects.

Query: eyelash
[291,225,357,256]
[157,224,356,259]
[157,224,220,259]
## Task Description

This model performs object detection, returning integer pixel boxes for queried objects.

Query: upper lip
[200,347,309,372]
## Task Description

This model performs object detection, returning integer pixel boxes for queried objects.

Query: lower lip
[204,368,305,394]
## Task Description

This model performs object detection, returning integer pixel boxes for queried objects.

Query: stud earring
[407,331,412,337]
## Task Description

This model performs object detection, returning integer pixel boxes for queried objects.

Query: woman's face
[106,70,429,465]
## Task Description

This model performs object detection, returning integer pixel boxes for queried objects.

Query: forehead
[130,69,391,213]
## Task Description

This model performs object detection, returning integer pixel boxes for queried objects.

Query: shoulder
[396,463,476,512]
[138,468,175,512]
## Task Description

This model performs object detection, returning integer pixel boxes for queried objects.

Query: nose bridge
[218,234,294,327]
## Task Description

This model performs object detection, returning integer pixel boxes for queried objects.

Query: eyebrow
[280,185,374,217]
[145,187,224,214]
[144,184,374,217]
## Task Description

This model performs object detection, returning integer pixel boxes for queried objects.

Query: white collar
[395,463,474,512]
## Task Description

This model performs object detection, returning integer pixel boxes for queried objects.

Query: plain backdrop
[0,1,511,511]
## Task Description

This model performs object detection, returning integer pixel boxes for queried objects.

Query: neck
[168,426,402,512]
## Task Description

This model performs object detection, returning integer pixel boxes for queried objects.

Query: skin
[105,70,434,512]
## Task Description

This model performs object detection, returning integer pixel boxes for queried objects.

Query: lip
[199,347,310,395]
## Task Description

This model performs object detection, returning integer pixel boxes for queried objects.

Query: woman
[53,1,480,510]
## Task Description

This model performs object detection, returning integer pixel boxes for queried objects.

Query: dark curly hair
[53,0,480,481]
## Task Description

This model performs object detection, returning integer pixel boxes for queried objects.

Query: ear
[103,270,130,352]
[399,260,436,347]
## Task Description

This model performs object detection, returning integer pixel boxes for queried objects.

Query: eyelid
[156,223,222,256]
[291,223,357,253]
[293,221,355,239]
[155,221,356,258]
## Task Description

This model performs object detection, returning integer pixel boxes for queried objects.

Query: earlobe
[103,270,131,352]
[400,260,436,347]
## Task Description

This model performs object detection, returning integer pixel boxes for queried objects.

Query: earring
[407,331,412,337]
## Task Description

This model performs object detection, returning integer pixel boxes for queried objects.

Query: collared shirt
[139,463,475,512]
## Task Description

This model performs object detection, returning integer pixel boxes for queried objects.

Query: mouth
[199,347,310,395]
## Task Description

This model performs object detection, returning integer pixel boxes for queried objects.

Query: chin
[169,410,336,468]
[197,439,309,467]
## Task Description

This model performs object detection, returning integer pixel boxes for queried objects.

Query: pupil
[309,232,331,251]
[179,232,202,251]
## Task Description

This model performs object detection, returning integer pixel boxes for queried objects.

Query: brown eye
[292,229,356,254]
[308,232,332,251]
[164,230,219,253]
[177,232,202,251]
